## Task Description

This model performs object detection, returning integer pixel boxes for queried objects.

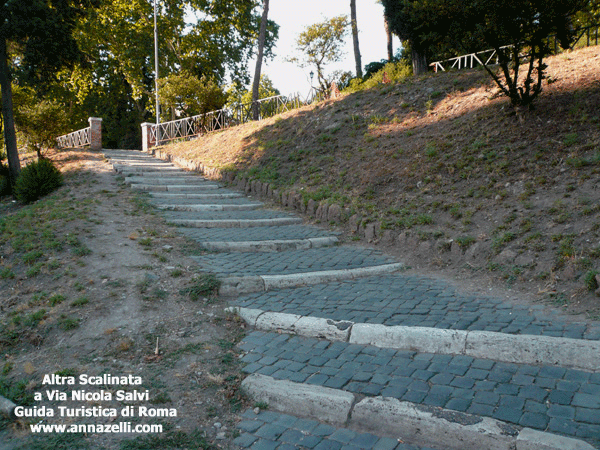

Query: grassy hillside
[156,46,600,316]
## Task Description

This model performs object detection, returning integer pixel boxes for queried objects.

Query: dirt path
[0,150,247,449]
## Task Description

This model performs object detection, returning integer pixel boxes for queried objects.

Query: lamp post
[309,71,314,102]
[154,0,160,141]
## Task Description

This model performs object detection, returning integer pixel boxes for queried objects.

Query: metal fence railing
[56,126,91,149]
[430,24,600,73]
[149,91,326,146]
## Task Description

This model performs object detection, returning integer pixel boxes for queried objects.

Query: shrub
[14,158,63,204]
[584,270,599,291]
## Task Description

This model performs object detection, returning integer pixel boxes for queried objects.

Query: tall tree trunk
[384,15,393,61]
[0,37,20,187]
[350,0,362,78]
[411,46,428,75]
[252,0,269,121]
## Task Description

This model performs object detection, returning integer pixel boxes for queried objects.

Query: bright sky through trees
[257,0,401,96]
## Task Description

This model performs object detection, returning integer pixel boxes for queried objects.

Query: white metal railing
[56,126,91,149]
[430,45,514,73]
[151,93,310,145]
[430,24,600,73]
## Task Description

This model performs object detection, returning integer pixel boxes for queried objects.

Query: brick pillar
[88,117,102,151]
[141,122,155,154]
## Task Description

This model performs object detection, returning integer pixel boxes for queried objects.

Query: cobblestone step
[113,165,183,173]
[178,225,338,242]
[130,183,221,191]
[124,175,209,184]
[156,203,262,212]
[233,275,600,341]
[235,408,442,450]
[237,331,600,448]
[149,196,256,205]
[150,192,244,199]
[191,246,398,278]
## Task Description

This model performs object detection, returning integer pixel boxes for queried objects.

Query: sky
[251,0,402,97]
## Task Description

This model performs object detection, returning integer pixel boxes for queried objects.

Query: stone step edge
[150,192,244,199]
[219,263,403,296]
[113,165,182,173]
[156,203,263,212]
[241,373,595,450]
[123,176,207,184]
[169,217,303,228]
[198,237,338,253]
[130,184,220,191]
[226,307,600,373]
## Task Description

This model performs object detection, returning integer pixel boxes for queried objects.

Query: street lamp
[154,0,160,129]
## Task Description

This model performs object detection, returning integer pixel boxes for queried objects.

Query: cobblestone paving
[238,331,600,446]
[149,196,260,206]
[162,209,298,221]
[191,247,397,276]
[179,225,338,242]
[234,409,438,450]
[234,275,600,340]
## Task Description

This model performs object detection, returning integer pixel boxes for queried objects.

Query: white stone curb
[242,374,354,426]
[229,308,600,372]
[260,264,404,291]
[241,374,595,450]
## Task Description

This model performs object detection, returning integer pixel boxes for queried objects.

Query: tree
[0,0,94,187]
[15,99,70,159]
[350,0,363,78]
[158,73,227,120]
[289,16,350,93]
[384,15,394,61]
[64,0,278,147]
[252,0,270,120]
[380,0,434,75]
[238,75,280,105]
[382,0,590,106]
[451,0,589,107]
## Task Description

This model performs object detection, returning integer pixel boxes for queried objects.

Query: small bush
[181,274,221,300]
[584,270,599,291]
[14,158,63,204]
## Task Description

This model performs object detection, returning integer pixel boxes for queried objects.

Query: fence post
[141,123,155,154]
[88,117,102,151]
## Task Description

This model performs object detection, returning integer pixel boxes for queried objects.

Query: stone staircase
[105,149,599,450]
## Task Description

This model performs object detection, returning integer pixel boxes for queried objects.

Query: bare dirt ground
[1,150,248,450]
[160,46,600,320]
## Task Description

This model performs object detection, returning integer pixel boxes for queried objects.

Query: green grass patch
[71,296,89,307]
[48,294,66,306]
[58,315,80,331]
[181,274,221,300]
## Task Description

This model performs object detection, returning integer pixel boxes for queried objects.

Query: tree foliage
[59,0,278,147]
[290,15,350,93]
[0,0,93,187]
[14,95,70,159]
[158,73,227,120]
[382,0,591,106]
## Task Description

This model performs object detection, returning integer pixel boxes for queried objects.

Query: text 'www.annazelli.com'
[30,422,163,434]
